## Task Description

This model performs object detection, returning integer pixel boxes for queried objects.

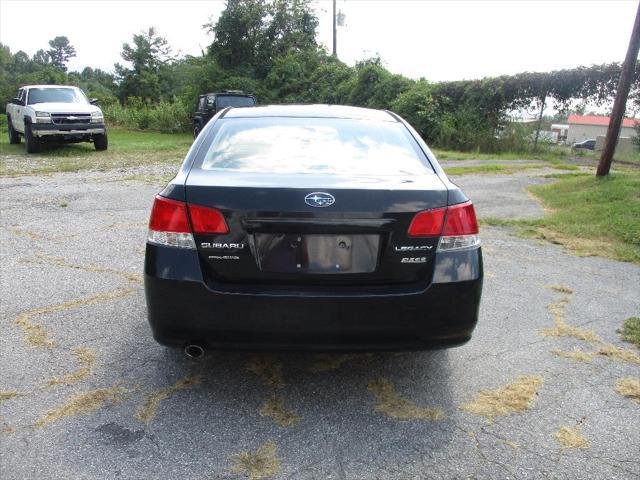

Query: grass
[482,171,640,263]
[619,317,640,347]
[615,378,640,404]
[460,375,543,418]
[34,386,127,427]
[45,348,95,387]
[135,374,202,424]
[597,344,640,364]
[434,145,640,165]
[245,356,285,389]
[367,378,444,421]
[443,161,580,176]
[554,426,589,449]
[259,396,302,427]
[433,147,571,162]
[445,163,546,175]
[229,441,281,480]
[0,124,192,176]
[570,147,640,166]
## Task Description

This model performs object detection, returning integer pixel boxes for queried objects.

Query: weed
[368,378,444,421]
[229,441,280,480]
[34,386,127,427]
[460,375,543,418]
[597,344,640,365]
[45,348,96,386]
[259,396,301,427]
[619,317,640,347]
[550,349,595,362]
[308,353,363,373]
[615,378,640,403]
[547,285,573,294]
[14,289,135,348]
[135,374,202,424]
[0,391,26,403]
[540,319,601,343]
[246,357,285,389]
[554,426,589,449]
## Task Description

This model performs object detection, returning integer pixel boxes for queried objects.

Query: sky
[0,0,637,82]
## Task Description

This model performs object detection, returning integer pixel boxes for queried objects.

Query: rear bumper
[144,244,483,351]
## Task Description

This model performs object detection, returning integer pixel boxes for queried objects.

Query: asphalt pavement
[1,166,639,480]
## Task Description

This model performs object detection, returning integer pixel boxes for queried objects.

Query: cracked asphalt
[1,161,639,480]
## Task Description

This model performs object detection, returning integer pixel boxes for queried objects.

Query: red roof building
[567,114,636,128]
[567,114,637,144]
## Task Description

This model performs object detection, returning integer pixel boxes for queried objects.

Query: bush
[103,98,190,133]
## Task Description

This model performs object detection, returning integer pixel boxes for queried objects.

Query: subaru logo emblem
[305,192,335,208]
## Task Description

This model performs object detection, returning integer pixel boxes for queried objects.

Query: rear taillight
[188,204,229,234]
[408,208,446,236]
[147,196,229,248]
[439,201,479,251]
[147,196,195,249]
[408,201,480,251]
[442,201,478,236]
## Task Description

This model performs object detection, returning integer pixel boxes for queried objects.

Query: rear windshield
[199,117,431,176]
[216,96,256,109]
[27,88,88,105]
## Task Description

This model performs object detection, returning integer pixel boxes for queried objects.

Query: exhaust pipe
[184,344,205,359]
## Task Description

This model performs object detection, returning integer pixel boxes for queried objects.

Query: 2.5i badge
[401,257,428,263]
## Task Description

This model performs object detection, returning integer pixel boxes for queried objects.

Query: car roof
[202,92,254,96]
[224,104,398,122]
[22,85,80,89]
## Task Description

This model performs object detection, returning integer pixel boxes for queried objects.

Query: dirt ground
[1,156,639,480]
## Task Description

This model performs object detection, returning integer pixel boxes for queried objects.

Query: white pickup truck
[6,85,107,153]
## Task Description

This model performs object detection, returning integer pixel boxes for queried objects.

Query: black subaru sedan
[144,105,482,353]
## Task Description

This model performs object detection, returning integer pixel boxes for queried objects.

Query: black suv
[193,92,256,137]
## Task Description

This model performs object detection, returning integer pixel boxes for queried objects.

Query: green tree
[115,27,174,102]
[32,49,50,66]
[204,0,318,79]
[47,36,76,71]
[205,0,267,72]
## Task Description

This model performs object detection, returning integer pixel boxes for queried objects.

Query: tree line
[1,0,638,151]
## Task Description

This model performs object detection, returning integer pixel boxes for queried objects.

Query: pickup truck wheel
[7,117,21,144]
[94,132,108,151]
[24,124,41,154]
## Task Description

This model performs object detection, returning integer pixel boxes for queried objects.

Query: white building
[567,114,636,144]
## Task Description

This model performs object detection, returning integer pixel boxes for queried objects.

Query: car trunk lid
[184,170,448,286]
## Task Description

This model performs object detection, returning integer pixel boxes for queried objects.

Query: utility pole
[332,0,337,56]
[596,1,640,177]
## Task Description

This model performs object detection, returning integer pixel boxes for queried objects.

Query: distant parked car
[571,139,596,151]
[6,85,107,153]
[193,91,256,138]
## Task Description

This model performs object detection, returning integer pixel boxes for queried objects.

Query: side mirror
[90,98,99,106]
[13,98,24,106]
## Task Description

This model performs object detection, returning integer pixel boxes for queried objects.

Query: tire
[24,123,41,154]
[7,116,21,144]
[94,132,108,151]
[194,124,201,139]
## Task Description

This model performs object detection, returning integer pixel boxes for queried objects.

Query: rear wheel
[24,123,41,154]
[7,116,21,144]
[94,132,108,151]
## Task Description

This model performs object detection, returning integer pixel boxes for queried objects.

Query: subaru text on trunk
[144,105,483,352]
